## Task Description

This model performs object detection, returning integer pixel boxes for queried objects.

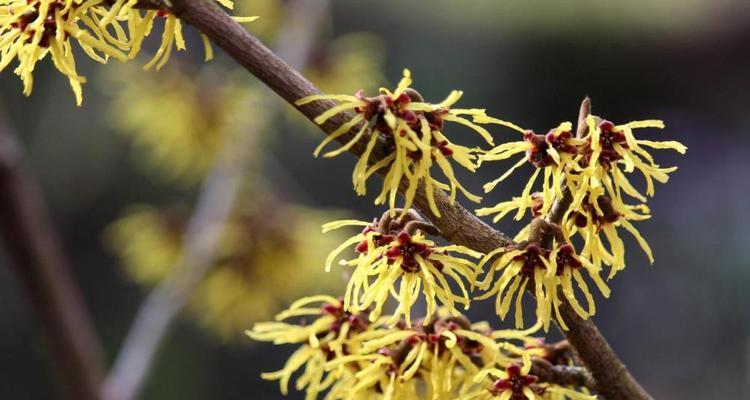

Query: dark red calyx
[554,243,581,275]
[545,128,578,154]
[523,130,555,168]
[530,192,544,217]
[514,244,550,277]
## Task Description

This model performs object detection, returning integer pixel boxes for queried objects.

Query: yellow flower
[0,0,256,105]
[249,299,587,400]
[106,202,347,339]
[0,0,128,105]
[323,350,421,400]
[463,353,596,400]
[247,295,375,399]
[323,217,481,327]
[476,231,610,332]
[349,311,546,399]
[297,68,501,217]
[477,120,584,222]
[236,0,282,42]
[564,192,652,279]
[102,63,261,185]
[538,116,684,278]
[107,1,257,70]
[104,204,184,284]
[577,117,686,206]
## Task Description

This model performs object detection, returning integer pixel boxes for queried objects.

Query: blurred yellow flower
[237,0,283,42]
[106,202,348,339]
[103,63,262,185]
[306,32,386,97]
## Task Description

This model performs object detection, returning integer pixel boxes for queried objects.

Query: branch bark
[170,1,650,398]
[0,107,105,400]
[530,359,596,389]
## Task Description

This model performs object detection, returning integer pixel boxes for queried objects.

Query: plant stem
[0,107,105,400]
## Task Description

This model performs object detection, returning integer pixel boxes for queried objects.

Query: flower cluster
[297,68,512,217]
[563,117,686,277]
[106,201,347,339]
[476,228,610,332]
[323,211,481,327]
[249,297,594,400]
[0,0,256,105]
[473,105,685,328]
[476,120,584,221]
[463,357,594,400]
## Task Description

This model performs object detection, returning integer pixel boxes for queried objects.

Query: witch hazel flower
[0,0,257,104]
[475,219,610,332]
[575,116,686,209]
[330,313,499,398]
[296,68,510,217]
[464,354,595,400]
[322,212,482,327]
[246,295,375,399]
[0,0,128,105]
[564,190,653,279]
[476,120,584,223]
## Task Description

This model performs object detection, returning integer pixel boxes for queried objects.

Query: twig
[102,2,330,400]
[0,106,105,400]
[102,140,245,400]
[530,358,596,389]
[170,3,651,398]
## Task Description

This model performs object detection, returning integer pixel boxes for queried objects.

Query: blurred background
[1,0,749,398]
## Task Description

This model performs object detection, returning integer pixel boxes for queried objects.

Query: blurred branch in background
[0,103,106,400]
[103,1,330,399]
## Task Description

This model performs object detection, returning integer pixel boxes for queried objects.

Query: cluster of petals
[248,297,594,400]
[323,216,481,327]
[0,0,256,104]
[476,236,610,332]
[471,111,685,329]
[297,68,504,217]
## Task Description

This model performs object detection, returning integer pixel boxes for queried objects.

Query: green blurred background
[1,0,749,398]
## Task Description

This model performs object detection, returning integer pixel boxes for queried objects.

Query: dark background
[1,0,749,398]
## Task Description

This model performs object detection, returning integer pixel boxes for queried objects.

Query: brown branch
[168,2,650,399]
[530,358,596,389]
[0,107,105,400]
